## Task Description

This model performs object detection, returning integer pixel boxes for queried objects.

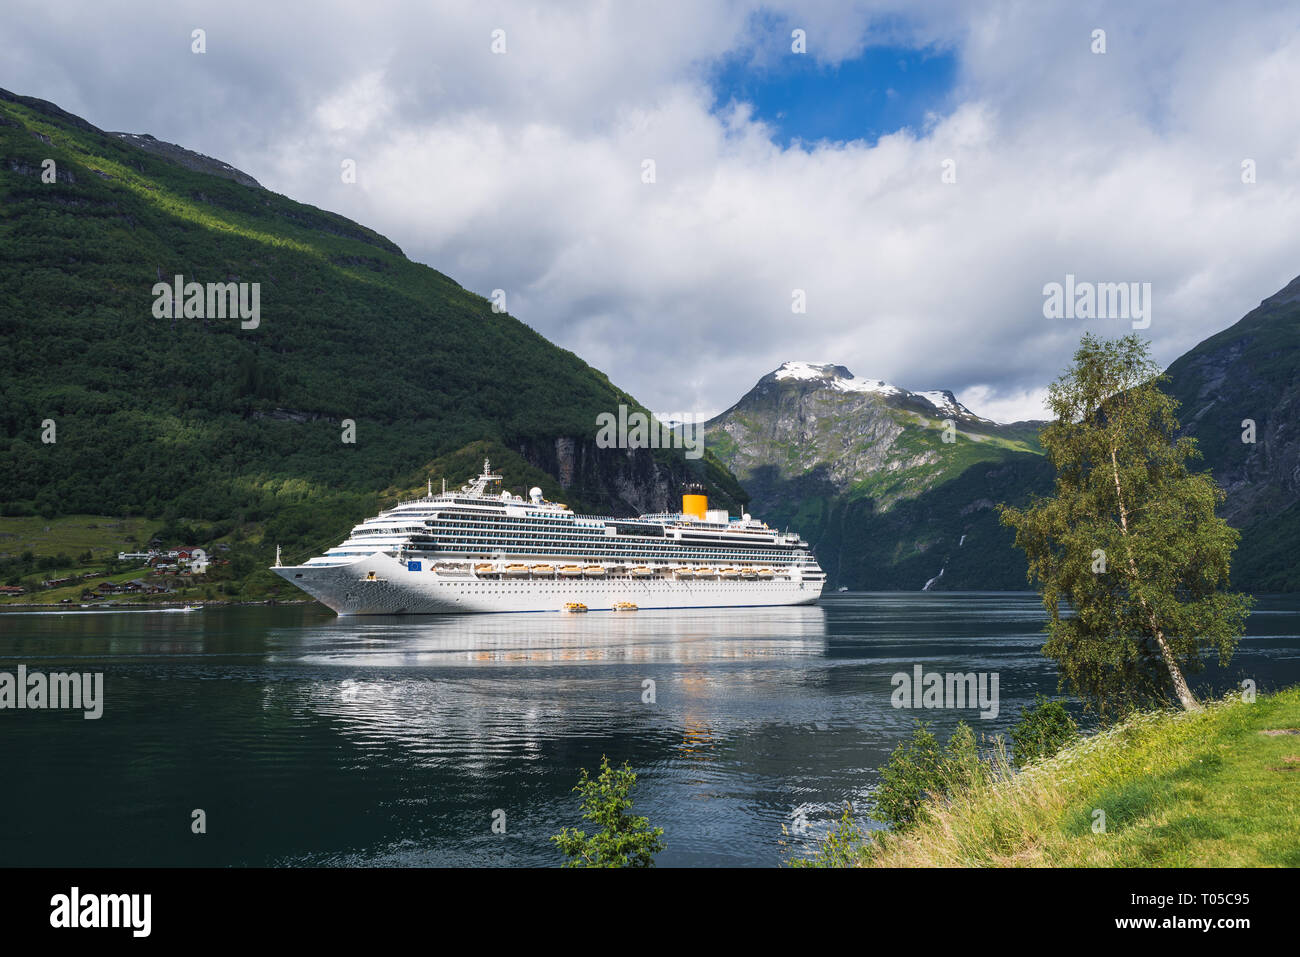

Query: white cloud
[4,0,1299,424]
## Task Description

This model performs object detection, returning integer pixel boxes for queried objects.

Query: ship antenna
[428,478,432,498]
[274,544,282,567]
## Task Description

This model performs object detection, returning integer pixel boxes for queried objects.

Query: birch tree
[1000,334,1252,718]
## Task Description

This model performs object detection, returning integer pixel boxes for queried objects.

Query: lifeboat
[530,564,555,576]
[504,564,531,577]
[630,566,654,578]
[612,602,638,611]
[558,565,583,577]
[583,565,607,577]
[673,566,695,579]
[719,568,740,579]
[740,568,758,579]
[474,563,496,576]
[695,567,716,578]
[562,602,588,613]
[757,567,775,579]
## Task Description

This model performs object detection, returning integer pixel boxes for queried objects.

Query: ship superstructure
[272,460,825,614]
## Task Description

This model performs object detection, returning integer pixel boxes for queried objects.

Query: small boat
[612,602,638,611]
[673,567,695,579]
[503,564,531,577]
[630,566,654,578]
[562,602,588,613]
[720,568,740,579]
[530,564,555,576]
[756,568,775,579]
[583,565,607,577]
[837,586,848,593]
[695,567,716,578]
[558,565,583,577]
[740,568,758,579]
[474,563,496,575]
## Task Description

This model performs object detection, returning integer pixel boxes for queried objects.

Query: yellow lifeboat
[559,565,583,577]
[740,568,758,579]
[562,602,588,613]
[504,564,530,577]
[631,566,654,578]
[474,563,496,575]
[673,566,695,579]
[530,564,555,576]
[720,568,740,579]
[583,565,607,577]
[757,567,775,579]
[613,601,638,611]
[695,567,716,578]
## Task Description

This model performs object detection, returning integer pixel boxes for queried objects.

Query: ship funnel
[682,484,707,520]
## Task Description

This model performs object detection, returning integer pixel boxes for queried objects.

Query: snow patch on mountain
[773,362,988,420]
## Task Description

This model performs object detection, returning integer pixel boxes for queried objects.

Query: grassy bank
[810,686,1300,867]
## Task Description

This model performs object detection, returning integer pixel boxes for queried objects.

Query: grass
[0,514,155,559]
[810,686,1300,867]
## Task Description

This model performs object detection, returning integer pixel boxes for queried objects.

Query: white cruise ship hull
[275,552,822,615]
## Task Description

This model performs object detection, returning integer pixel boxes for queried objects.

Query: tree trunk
[1151,628,1201,711]
[1110,448,1202,711]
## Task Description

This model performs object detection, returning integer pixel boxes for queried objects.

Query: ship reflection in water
[282,604,828,665]
[278,607,826,791]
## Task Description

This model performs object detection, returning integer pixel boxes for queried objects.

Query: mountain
[703,361,1047,588]
[706,282,1300,592]
[0,88,747,582]
[1163,277,1300,591]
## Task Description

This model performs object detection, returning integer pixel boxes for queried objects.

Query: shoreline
[0,598,317,612]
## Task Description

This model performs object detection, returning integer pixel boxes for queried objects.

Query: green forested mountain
[704,361,1049,589]
[0,88,745,570]
[1163,277,1300,591]
[707,292,1300,593]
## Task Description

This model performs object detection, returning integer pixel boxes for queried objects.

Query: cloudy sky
[7,0,1300,421]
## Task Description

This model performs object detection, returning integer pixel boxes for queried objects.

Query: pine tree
[999,334,1252,718]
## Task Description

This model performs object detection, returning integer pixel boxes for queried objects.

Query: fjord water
[1,593,1297,868]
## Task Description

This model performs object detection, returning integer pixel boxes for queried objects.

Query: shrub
[874,721,992,831]
[873,723,945,830]
[1010,695,1079,767]
[551,756,664,868]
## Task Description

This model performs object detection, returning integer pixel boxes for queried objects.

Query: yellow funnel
[682,493,707,520]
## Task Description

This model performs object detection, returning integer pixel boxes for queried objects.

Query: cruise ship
[272,460,825,614]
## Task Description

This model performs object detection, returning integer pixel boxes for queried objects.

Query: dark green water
[1,592,1296,867]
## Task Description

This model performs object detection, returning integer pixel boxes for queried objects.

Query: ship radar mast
[461,458,505,497]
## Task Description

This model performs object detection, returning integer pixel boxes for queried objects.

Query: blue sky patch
[710,40,958,147]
